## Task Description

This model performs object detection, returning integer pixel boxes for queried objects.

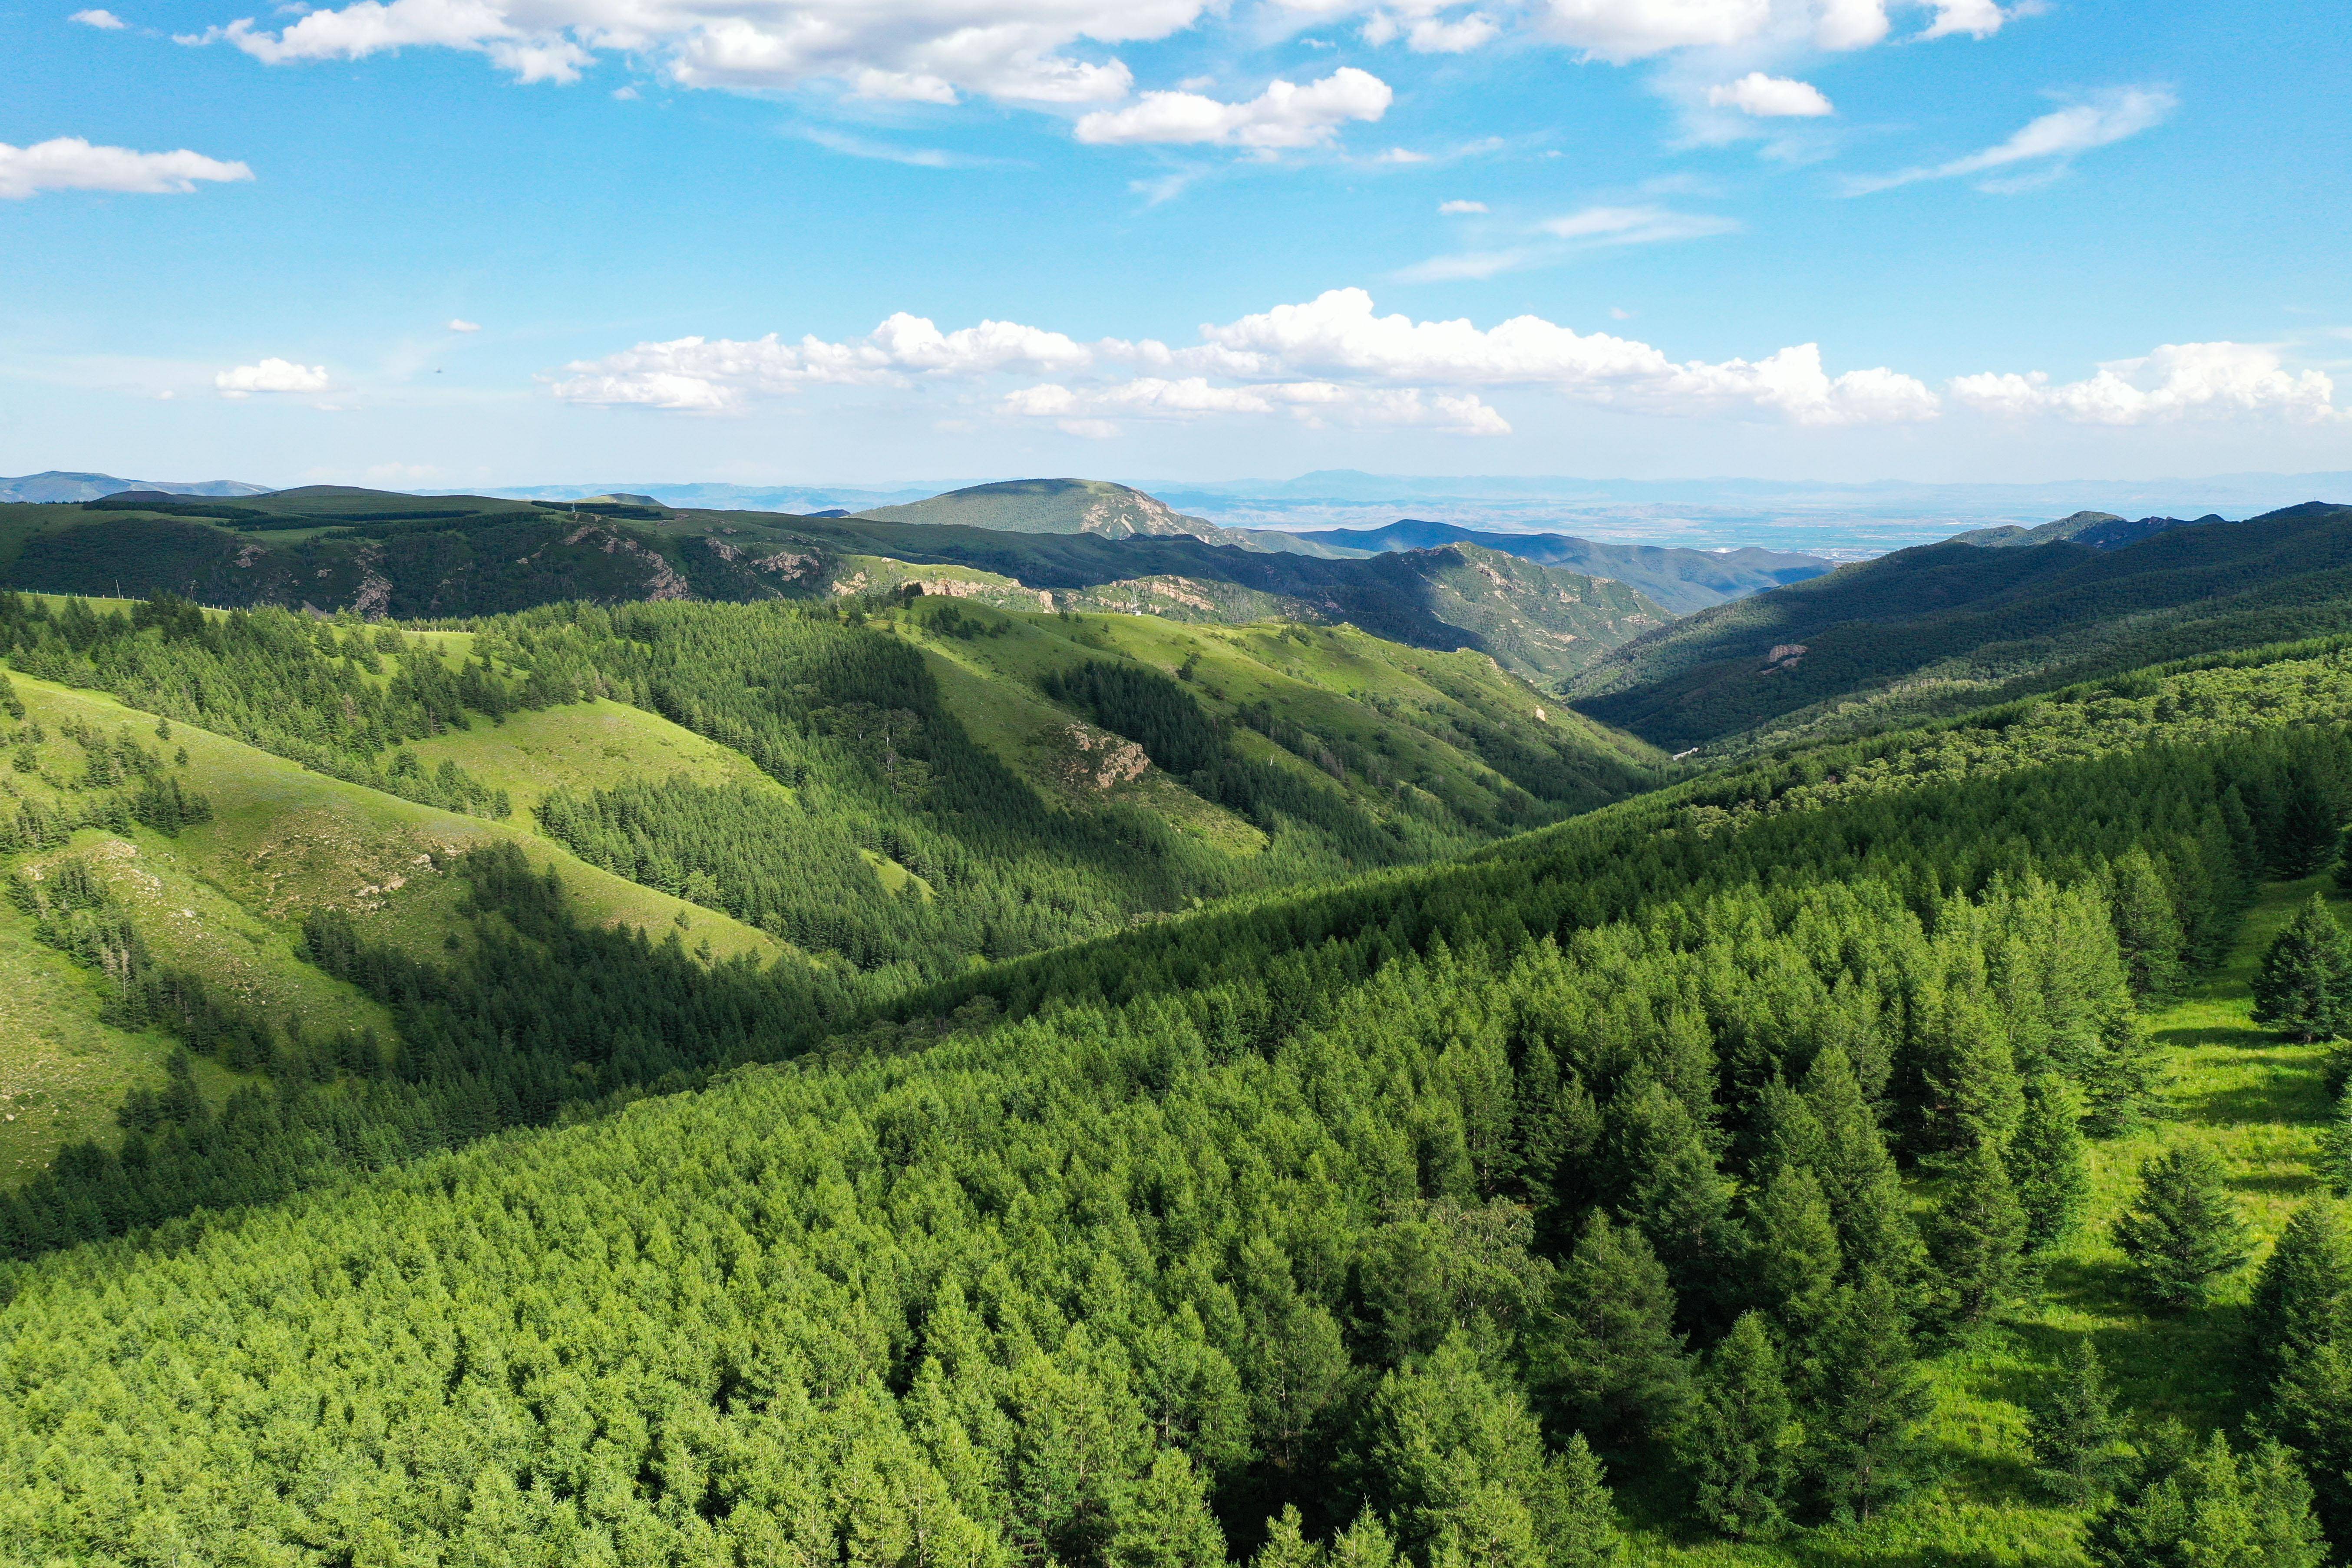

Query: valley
[7,481,2352,1568]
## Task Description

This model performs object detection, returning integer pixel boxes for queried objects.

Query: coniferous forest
[12,506,2352,1568]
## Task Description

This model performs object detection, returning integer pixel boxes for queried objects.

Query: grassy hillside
[891,597,1660,847]
[0,668,784,1186]
[1571,502,2352,753]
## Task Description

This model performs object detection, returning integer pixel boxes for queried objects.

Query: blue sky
[3,0,2348,489]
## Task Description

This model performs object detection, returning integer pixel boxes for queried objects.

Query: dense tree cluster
[0,591,514,817]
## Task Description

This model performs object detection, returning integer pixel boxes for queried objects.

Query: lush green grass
[0,675,788,1185]
[1618,875,2337,1567]
[892,600,1660,842]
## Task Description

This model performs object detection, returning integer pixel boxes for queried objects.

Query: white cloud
[1951,341,2340,426]
[69,7,126,26]
[1535,0,1772,63]
[1005,376,1512,434]
[1536,203,1736,241]
[1394,203,1736,280]
[0,137,252,199]
[1074,67,1391,149]
[1438,198,1487,213]
[216,358,330,396]
[1705,71,1832,117]
[447,317,481,332]
[1175,286,1938,425]
[1845,85,2174,194]
[1921,0,2005,38]
[551,312,1097,410]
[553,286,1951,433]
[204,0,1200,104]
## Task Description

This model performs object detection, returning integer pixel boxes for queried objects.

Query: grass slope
[889,600,1663,846]
[0,674,782,1185]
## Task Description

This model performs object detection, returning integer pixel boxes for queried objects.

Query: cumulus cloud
[1360,5,1500,52]
[554,287,1956,432]
[1174,287,1938,424]
[202,0,1200,102]
[1951,341,2340,425]
[69,7,126,26]
[216,358,330,396]
[1074,67,1391,149]
[0,137,252,199]
[551,313,1097,410]
[1006,376,1512,434]
[447,318,481,332]
[1845,85,2174,193]
[1534,0,1773,63]
[1706,71,1832,116]
[1438,199,1488,213]
[1921,0,2005,38]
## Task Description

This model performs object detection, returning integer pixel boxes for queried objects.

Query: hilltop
[856,477,1360,556]
[0,471,270,505]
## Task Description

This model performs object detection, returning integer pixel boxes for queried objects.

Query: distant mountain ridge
[0,470,270,505]
[855,478,1364,558]
[1947,509,2221,551]
[1569,500,2352,753]
[1285,518,1830,613]
[0,482,1668,684]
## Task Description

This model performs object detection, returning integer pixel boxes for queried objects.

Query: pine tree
[2113,1144,2253,1308]
[2086,1429,2327,1568]
[1749,1164,1842,1338]
[2009,1074,2093,1257]
[2025,1340,2125,1503]
[2249,1200,2352,1546]
[2277,773,2341,879]
[1916,985,2026,1155]
[2109,848,2188,1003]
[1536,1210,1691,1443]
[1252,1508,1326,1568]
[2251,895,2352,1043]
[2317,1086,2352,1198]
[1547,1433,1624,1568]
[2250,1199,2352,1380]
[1926,1137,2028,1329]
[1802,1272,1932,1524]
[1801,1045,1926,1287]
[1678,1311,1800,1541]
[1327,1515,1401,1568]
[1111,1450,1226,1568]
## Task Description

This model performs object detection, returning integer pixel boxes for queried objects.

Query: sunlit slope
[890,597,1665,847]
[0,673,780,1184]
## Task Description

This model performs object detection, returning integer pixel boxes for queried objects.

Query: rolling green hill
[9,615,2352,1566]
[0,488,1675,684]
[1569,500,2352,754]
[0,584,1660,1207]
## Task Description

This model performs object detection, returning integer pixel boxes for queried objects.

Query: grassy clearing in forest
[1624,875,2337,1567]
